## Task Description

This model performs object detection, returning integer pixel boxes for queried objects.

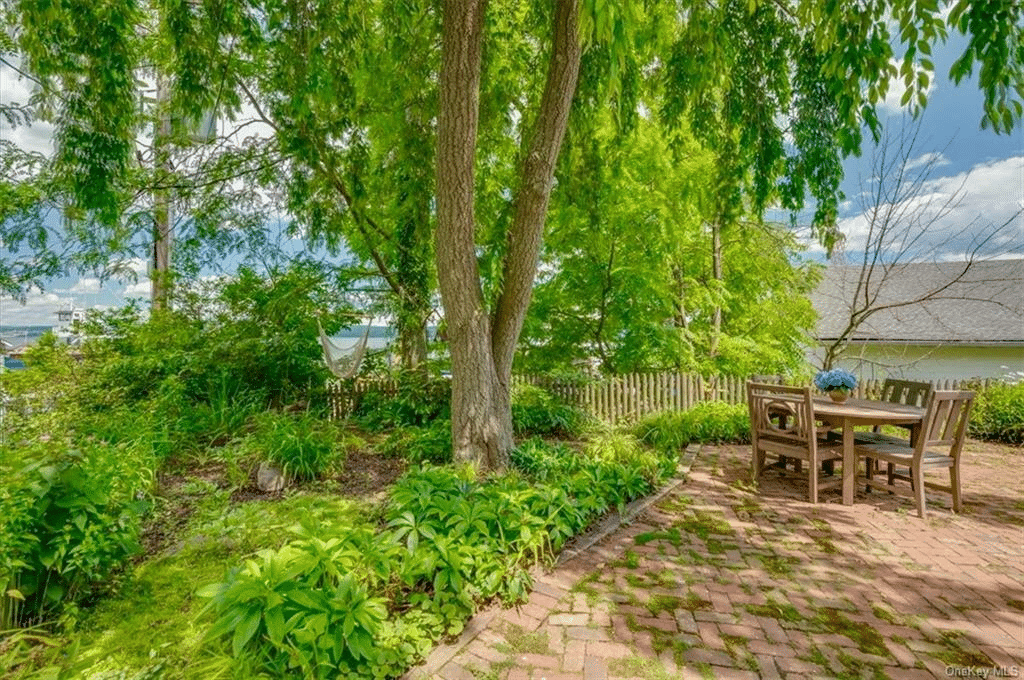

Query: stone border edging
[404,443,701,679]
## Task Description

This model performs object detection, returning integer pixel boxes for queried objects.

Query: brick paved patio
[407,441,1024,680]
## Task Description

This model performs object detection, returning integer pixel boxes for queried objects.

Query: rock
[257,462,287,492]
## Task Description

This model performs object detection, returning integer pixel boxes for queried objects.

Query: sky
[1,26,1022,328]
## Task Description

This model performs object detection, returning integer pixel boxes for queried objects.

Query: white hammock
[318,320,372,380]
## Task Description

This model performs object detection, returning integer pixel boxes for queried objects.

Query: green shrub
[198,526,411,680]
[1,438,153,625]
[247,413,342,481]
[354,372,451,431]
[513,433,677,514]
[511,383,590,438]
[635,401,750,451]
[969,381,1024,444]
[380,420,452,464]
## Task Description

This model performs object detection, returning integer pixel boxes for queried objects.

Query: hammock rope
[318,319,373,380]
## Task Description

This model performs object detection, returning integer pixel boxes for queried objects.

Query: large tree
[434,0,1022,469]
[13,0,1024,470]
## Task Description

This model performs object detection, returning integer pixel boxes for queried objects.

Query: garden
[0,273,744,679]
[2,269,1021,680]
[2,1,1022,677]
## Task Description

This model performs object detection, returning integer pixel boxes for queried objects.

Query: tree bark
[436,0,582,471]
[491,0,582,381]
[436,0,507,468]
[152,76,173,311]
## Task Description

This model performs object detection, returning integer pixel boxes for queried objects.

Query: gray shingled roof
[811,259,1024,344]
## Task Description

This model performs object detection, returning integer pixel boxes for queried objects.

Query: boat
[52,305,89,346]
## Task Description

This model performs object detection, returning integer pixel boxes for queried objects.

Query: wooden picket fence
[325,373,997,425]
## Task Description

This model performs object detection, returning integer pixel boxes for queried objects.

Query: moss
[836,650,890,680]
[745,600,803,623]
[871,604,901,625]
[646,594,684,616]
[813,536,840,554]
[705,538,735,554]
[809,518,831,532]
[496,624,549,655]
[760,554,798,578]
[635,528,682,546]
[656,494,695,513]
[930,631,993,668]
[626,573,647,589]
[814,608,890,658]
[608,656,675,680]
[1006,598,1024,612]
[677,510,735,540]
[610,550,641,569]
[677,591,713,612]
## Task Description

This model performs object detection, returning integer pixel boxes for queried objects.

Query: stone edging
[405,443,701,679]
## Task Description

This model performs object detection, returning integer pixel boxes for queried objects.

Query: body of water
[0,324,394,370]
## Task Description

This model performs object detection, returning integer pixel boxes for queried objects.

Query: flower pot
[828,390,850,404]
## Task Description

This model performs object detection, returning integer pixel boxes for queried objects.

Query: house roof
[811,259,1024,344]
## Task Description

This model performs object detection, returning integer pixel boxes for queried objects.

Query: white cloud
[904,152,950,171]
[0,62,56,157]
[124,280,152,298]
[0,291,72,327]
[878,59,936,116]
[70,278,102,294]
[838,155,1024,260]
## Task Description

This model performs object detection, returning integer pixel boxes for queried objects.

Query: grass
[14,487,371,679]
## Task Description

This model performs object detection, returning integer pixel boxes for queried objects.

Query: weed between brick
[931,630,994,668]
[760,553,799,577]
[609,655,676,680]
[495,623,549,655]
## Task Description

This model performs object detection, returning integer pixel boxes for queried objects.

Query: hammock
[318,319,372,380]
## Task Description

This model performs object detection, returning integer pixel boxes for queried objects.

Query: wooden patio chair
[856,390,975,518]
[748,382,843,503]
[855,379,934,447]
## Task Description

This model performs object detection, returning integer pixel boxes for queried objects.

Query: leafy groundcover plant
[199,435,678,679]
[634,401,751,451]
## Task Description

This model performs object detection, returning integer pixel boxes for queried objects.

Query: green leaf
[232,608,261,656]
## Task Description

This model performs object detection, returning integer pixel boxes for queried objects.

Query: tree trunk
[436,0,581,471]
[397,309,428,370]
[436,0,509,468]
[709,221,722,359]
[152,76,173,311]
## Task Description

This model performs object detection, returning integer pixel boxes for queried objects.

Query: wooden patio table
[812,397,927,505]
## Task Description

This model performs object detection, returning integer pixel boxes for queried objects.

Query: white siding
[809,343,1024,381]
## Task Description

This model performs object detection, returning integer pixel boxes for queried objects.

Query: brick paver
[408,441,1024,679]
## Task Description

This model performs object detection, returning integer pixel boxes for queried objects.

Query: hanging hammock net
[318,319,372,380]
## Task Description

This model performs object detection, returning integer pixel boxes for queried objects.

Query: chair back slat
[747,382,814,446]
[881,379,934,407]
[919,390,975,456]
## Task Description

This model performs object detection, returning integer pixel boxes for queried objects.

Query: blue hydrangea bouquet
[814,368,857,397]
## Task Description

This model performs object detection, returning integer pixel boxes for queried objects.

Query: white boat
[52,306,89,346]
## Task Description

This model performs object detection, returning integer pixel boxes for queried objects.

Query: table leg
[842,417,855,505]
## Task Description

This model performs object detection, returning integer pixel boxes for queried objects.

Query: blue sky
[2,28,1022,328]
